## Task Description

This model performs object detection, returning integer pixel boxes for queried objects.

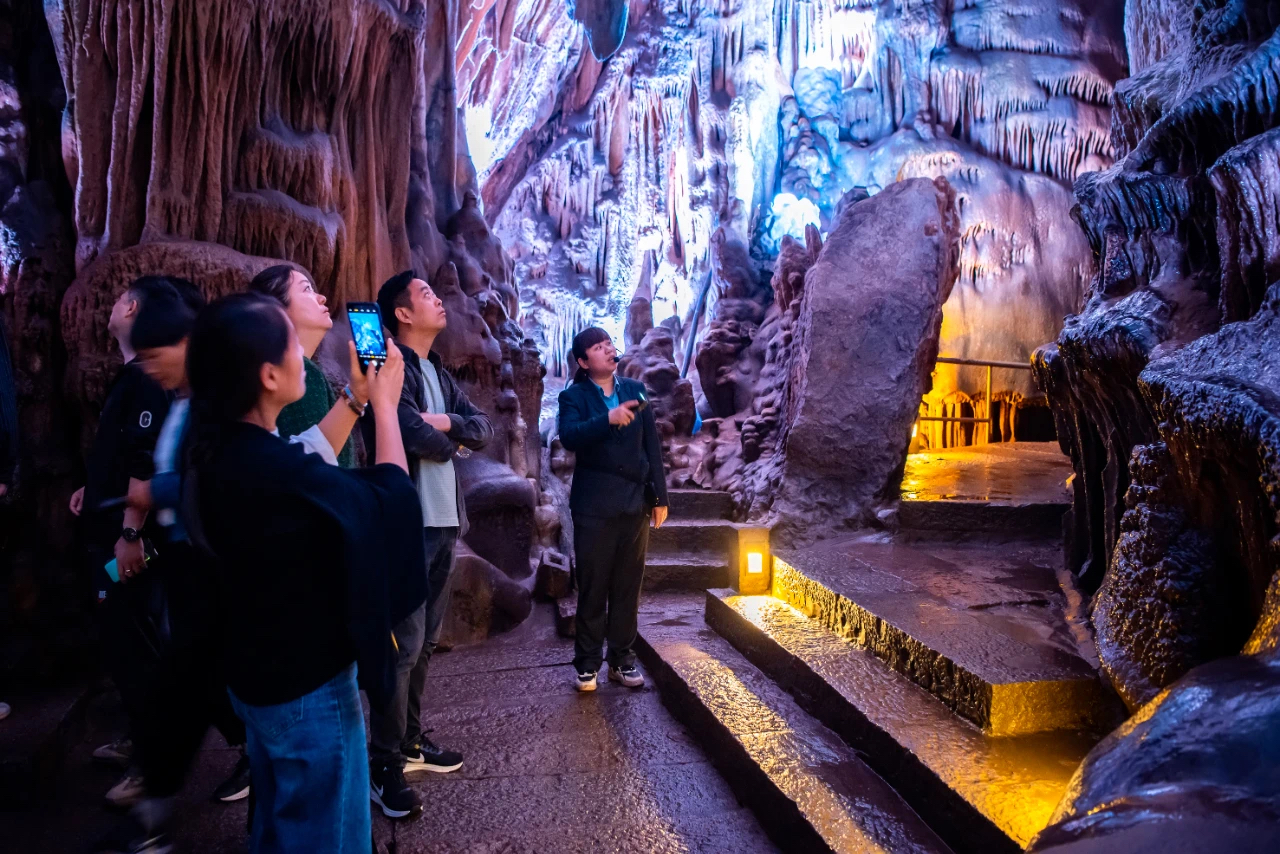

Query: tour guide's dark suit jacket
[558,375,669,518]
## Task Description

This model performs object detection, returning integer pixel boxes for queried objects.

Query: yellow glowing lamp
[737,527,771,595]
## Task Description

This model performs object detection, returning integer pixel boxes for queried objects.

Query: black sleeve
[641,391,669,507]
[443,372,493,451]
[121,375,171,482]
[558,386,610,452]
[397,382,457,464]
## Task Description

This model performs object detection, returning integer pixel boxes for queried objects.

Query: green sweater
[277,358,356,468]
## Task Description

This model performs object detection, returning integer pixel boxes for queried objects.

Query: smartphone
[347,302,388,370]
[104,540,158,583]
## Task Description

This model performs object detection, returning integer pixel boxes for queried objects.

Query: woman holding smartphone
[183,293,426,853]
[247,264,367,467]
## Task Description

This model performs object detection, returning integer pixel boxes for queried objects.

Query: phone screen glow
[349,309,387,359]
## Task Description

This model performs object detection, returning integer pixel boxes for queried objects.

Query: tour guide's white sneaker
[608,664,645,688]
[574,670,598,692]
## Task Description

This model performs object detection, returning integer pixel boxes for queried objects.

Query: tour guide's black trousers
[573,512,648,674]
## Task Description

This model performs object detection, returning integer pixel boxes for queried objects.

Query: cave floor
[901,441,1072,504]
[0,602,779,854]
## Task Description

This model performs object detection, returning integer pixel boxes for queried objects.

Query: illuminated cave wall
[457,0,1125,413]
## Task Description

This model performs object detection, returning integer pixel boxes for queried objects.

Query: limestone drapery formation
[0,1,543,640]
[1027,1,1280,845]
[456,0,1120,441]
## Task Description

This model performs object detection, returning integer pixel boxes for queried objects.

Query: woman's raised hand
[367,337,405,415]
[346,341,371,406]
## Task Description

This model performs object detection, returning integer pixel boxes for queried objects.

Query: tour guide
[558,327,669,692]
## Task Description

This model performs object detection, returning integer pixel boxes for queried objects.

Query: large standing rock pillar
[774,177,959,535]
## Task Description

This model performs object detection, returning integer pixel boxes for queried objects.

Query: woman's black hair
[247,263,313,307]
[187,293,292,425]
[570,326,612,384]
[128,276,205,351]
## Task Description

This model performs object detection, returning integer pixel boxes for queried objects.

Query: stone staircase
[644,489,737,591]
[636,454,1118,854]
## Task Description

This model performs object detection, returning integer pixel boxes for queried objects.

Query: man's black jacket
[361,342,492,535]
[557,375,669,519]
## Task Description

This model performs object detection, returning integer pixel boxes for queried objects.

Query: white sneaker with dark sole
[574,671,598,692]
[608,665,645,688]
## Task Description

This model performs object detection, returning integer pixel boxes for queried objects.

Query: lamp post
[737,527,771,595]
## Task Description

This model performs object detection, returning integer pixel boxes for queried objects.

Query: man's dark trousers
[370,526,458,766]
[572,512,648,674]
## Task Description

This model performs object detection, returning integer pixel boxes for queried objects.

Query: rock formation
[1026,2,1280,845]
[1031,645,1280,853]
[763,178,959,535]
[1,0,542,641]
[0,0,79,634]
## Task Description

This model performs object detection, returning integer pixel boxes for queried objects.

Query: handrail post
[985,364,993,444]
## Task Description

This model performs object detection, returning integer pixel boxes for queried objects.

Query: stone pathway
[0,602,778,853]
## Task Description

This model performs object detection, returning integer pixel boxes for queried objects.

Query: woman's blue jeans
[229,663,370,854]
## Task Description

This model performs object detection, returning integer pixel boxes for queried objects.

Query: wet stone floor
[1,602,778,854]
[901,442,1072,504]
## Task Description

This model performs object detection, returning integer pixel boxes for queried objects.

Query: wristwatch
[121,527,141,543]
[341,384,367,416]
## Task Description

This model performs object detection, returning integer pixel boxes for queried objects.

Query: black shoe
[402,736,463,775]
[92,817,173,854]
[370,762,422,820]
[212,751,251,803]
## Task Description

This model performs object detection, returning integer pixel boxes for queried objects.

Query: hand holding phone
[347,302,388,372]
[366,336,405,414]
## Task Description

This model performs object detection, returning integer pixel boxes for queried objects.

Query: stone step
[706,589,1098,852]
[636,593,953,854]
[898,444,1071,538]
[897,500,1067,538]
[647,519,738,557]
[666,488,735,520]
[644,553,733,591]
[771,538,1118,736]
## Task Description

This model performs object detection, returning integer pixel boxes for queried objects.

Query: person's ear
[124,298,139,319]
[576,355,589,370]
[259,361,280,394]
[395,303,413,329]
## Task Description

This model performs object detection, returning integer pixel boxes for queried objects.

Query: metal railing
[917,356,1033,440]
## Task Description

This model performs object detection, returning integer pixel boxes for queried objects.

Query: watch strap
[341,385,367,416]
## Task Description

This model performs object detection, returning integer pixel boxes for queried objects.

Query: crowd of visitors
[46,265,668,854]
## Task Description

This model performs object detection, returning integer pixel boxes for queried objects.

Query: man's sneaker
[93,737,134,768]
[369,762,422,820]
[105,769,146,809]
[574,670,598,692]
[402,737,463,774]
[608,664,645,689]
[211,751,251,802]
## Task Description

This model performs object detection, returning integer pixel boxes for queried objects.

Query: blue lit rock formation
[460,0,1122,416]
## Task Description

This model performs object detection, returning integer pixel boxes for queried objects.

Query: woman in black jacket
[184,293,425,854]
[557,327,668,692]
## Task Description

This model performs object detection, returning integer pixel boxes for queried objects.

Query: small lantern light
[737,527,771,595]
